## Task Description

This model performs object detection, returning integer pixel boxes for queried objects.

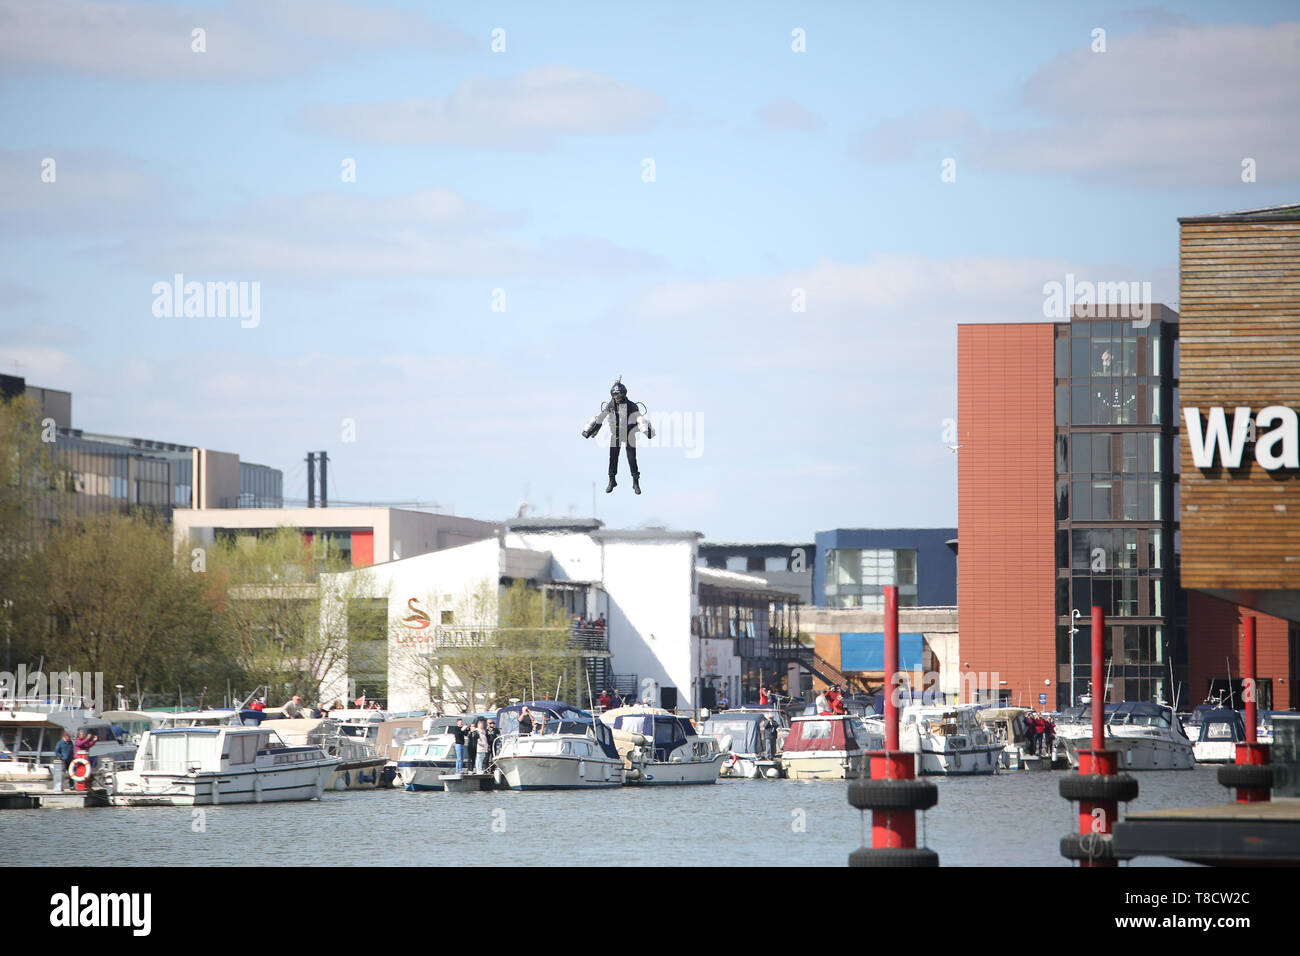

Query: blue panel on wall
[840,633,926,671]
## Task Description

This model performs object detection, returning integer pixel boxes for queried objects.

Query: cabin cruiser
[331,709,427,787]
[1,697,137,793]
[898,704,1002,775]
[781,715,869,780]
[1191,708,1247,764]
[270,718,388,790]
[493,701,624,790]
[1055,702,1195,771]
[109,726,340,805]
[700,710,783,779]
[396,733,461,790]
[600,705,723,785]
[977,707,1051,771]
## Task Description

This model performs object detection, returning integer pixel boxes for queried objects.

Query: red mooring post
[1232,616,1271,803]
[848,585,938,866]
[1059,605,1134,866]
[871,586,916,847]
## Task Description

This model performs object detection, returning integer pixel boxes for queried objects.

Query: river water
[6,767,1228,867]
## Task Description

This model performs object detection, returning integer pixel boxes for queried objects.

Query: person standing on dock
[55,732,75,784]
[474,720,490,773]
[450,719,469,774]
[486,720,499,764]
[465,717,479,770]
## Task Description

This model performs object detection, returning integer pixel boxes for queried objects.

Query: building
[697,541,814,604]
[174,506,499,568]
[1176,203,1300,709]
[2,375,283,521]
[803,605,961,700]
[958,301,1293,710]
[812,528,957,609]
[321,518,803,712]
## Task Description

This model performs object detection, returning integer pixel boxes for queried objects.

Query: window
[1056,480,1069,520]
[896,550,917,586]
[1091,480,1112,519]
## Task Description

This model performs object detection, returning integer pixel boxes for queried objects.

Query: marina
[8,765,1232,867]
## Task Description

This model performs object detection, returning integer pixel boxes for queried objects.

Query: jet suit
[582,379,653,494]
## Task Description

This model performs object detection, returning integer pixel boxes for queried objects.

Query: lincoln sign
[1183,406,1300,470]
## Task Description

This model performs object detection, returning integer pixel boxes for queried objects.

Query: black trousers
[608,444,639,478]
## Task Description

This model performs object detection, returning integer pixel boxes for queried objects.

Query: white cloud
[301,66,668,149]
[757,97,824,133]
[0,0,472,80]
[857,22,1300,186]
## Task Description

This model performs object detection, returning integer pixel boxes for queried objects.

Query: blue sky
[2,1,1298,539]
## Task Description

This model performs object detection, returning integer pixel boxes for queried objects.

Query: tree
[18,512,232,701]
[208,528,375,706]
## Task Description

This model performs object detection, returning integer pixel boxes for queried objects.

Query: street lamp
[1069,608,1081,707]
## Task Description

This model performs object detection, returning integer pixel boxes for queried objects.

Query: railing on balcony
[404,625,608,655]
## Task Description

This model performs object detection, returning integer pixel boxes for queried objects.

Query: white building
[320,518,803,713]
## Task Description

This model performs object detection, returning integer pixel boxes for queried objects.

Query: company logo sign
[1183,406,1299,470]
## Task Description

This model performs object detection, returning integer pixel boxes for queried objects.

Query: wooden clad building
[1178,204,1300,623]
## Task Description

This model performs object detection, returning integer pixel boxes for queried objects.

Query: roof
[1179,203,1300,223]
[506,517,604,532]
[697,566,802,598]
[592,527,703,541]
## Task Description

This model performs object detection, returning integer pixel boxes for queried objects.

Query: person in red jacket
[758,686,769,706]
[826,685,844,714]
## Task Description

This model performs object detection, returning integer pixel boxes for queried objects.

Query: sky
[2,0,1298,540]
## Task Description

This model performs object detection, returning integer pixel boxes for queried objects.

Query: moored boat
[700,710,783,779]
[780,714,867,780]
[493,701,624,790]
[1055,702,1195,771]
[1191,708,1247,764]
[899,703,1001,775]
[600,704,723,785]
[109,726,340,806]
[396,733,460,790]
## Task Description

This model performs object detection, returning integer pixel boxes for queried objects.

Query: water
[5,767,1228,866]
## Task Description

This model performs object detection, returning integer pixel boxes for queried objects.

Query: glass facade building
[1053,310,1183,707]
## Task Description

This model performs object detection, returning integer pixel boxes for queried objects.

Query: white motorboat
[899,704,1001,775]
[269,718,388,790]
[780,714,869,780]
[699,710,784,779]
[109,726,340,806]
[976,707,1052,771]
[492,701,624,790]
[1056,702,1195,771]
[1,697,137,794]
[1191,708,1247,764]
[600,704,723,785]
[396,733,460,790]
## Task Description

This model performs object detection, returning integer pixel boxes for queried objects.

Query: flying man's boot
[606,476,617,493]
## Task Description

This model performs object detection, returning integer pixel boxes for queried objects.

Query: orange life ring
[69,757,93,782]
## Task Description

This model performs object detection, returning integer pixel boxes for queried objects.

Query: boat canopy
[603,707,696,761]
[701,713,762,755]
[1195,709,1246,744]
[784,717,860,753]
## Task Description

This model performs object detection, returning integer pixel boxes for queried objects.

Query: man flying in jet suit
[581,378,653,494]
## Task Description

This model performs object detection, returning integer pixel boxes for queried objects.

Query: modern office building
[1,375,283,522]
[812,528,957,609]
[959,300,1293,710]
[1176,203,1300,709]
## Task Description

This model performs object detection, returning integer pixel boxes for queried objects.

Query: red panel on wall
[957,322,1057,705]
[352,529,374,568]
[1187,592,1292,710]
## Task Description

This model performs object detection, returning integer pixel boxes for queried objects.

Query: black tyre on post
[1217,763,1273,790]
[849,847,940,868]
[1060,833,1132,862]
[848,778,939,812]
[1059,773,1139,803]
